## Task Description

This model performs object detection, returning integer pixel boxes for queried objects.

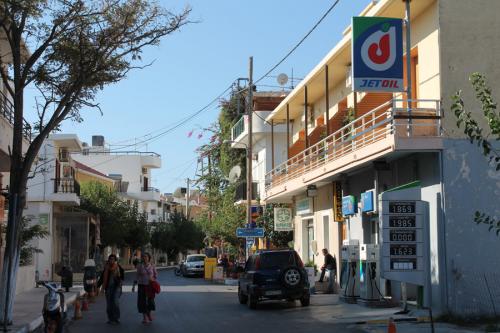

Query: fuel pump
[359,244,381,304]
[339,240,360,303]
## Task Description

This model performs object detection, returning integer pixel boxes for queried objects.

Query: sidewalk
[309,294,485,333]
[9,286,84,333]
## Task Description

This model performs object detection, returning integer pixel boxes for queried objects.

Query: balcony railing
[231,116,246,141]
[266,99,441,190]
[54,178,80,195]
[0,90,32,141]
[82,150,160,157]
[142,187,160,193]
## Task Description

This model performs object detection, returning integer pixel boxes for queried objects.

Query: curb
[354,317,431,325]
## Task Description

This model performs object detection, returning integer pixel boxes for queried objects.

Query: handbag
[150,280,161,295]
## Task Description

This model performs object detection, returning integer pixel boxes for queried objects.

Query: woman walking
[102,254,124,325]
[136,252,158,324]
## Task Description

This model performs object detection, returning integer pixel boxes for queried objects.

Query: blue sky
[27,0,371,193]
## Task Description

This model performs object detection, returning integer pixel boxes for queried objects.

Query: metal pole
[304,85,309,148]
[325,65,330,136]
[186,178,190,219]
[405,0,412,136]
[271,119,275,169]
[247,57,253,231]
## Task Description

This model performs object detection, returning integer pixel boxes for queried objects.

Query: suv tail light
[255,256,261,270]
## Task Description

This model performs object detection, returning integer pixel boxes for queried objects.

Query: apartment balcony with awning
[265,99,442,201]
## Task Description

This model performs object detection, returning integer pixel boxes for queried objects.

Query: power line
[254,0,341,84]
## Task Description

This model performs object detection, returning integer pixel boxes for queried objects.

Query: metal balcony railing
[142,187,160,193]
[231,116,246,141]
[54,178,80,196]
[0,90,32,141]
[265,99,441,191]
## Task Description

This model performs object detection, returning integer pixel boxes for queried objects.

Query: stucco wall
[438,0,500,137]
[15,265,36,295]
[442,139,500,316]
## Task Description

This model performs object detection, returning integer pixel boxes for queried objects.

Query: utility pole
[247,57,253,232]
[405,0,412,136]
[185,177,190,219]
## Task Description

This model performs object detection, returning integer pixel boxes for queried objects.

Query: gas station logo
[352,17,404,92]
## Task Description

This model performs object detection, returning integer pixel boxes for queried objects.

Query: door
[143,176,148,191]
[307,220,314,263]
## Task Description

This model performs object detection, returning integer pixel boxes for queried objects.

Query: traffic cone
[387,317,397,333]
[88,289,95,303]
[73,296,83,320]
[82,294,89,311]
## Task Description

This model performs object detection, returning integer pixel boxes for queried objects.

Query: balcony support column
[325,65,330,136]
[271,119,275,169]
[304,85,309,149]
[286,104,290,159]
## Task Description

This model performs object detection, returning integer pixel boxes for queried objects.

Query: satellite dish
[228,165,242,184]
[277,73,289,87]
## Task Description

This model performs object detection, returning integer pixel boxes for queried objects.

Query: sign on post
[236,227,264,238]
[352,17,404,92]
[274,207,293,231]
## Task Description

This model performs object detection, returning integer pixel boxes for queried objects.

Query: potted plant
[304,260,317,285]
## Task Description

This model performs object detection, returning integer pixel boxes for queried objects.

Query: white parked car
[182,254,207,277]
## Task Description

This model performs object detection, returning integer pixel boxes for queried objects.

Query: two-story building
[264,0,499,316]
[73,135,162,223]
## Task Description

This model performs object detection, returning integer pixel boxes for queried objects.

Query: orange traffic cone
[388,317,397,333]
[82,295,89,311]
[73,297,83,320]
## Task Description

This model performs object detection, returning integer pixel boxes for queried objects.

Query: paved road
[66,268,366,333]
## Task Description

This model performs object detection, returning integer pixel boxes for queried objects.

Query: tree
[151,213,204,261]
[451,72,500,235]
[0,1,190,323]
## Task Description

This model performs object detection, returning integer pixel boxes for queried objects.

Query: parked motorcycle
[41,282,66,333]
[174,261,185,276]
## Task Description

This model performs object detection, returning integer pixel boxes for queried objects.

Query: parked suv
[238,249,310,309]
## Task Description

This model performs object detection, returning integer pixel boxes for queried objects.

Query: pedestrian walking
[101,254,124,325]
[136,252,158,325]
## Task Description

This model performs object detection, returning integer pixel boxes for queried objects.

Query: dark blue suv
[238,249,310,309]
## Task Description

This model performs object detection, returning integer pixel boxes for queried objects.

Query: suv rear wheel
[247,293,258,310]
[238,286,248,305]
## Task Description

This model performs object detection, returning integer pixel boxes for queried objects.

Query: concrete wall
[441,139,500,316]
[439,0,500,137]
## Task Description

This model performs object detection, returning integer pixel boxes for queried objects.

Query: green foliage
[150,213,204,260]
[257,204,293,248]
[195,92,247,246]
[80,181,149,249]
[452,73,500,236]
[18,217,50,266]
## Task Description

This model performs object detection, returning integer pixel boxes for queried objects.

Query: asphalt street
[65,268,366,333]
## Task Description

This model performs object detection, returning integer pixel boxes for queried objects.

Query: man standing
[318,248,337,285]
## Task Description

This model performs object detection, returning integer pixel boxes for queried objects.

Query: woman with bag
[136,252,158,324]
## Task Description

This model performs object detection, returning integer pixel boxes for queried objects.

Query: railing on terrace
[54,178,80,196]
[265,99,441,190]
[142,187,160,193]
[0,90,32,141]
[81,150,160,157]
[231,116,246,141]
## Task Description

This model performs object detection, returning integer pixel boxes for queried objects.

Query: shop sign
[274,207,293,231]
[333,182,344,222]
[352,17,404,92]
[361,190,375,212]
[296,198,312,216]
[39,213,49,225]
[342,195,357,216]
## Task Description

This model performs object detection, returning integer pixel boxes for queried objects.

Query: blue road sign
[236,227,264,238]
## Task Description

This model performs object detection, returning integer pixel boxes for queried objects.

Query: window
[260,252,296,269]
[150,209,156,215]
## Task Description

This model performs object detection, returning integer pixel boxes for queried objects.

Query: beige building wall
[438,0,500,137]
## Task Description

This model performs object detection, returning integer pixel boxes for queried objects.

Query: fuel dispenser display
[340,240,360,303]
[359,244,382,304]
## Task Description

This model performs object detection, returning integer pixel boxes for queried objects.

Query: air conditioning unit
[142,167,147,175]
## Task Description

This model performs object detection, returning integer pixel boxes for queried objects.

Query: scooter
[174,261,185,276]
[41,282,66,333]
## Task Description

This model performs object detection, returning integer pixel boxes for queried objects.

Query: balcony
[230,112,287,147]
[0,90,32,141]
[81,150,161,168]
[51,178,80,205]
[125,187,161,202]
[265,99,442,200]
